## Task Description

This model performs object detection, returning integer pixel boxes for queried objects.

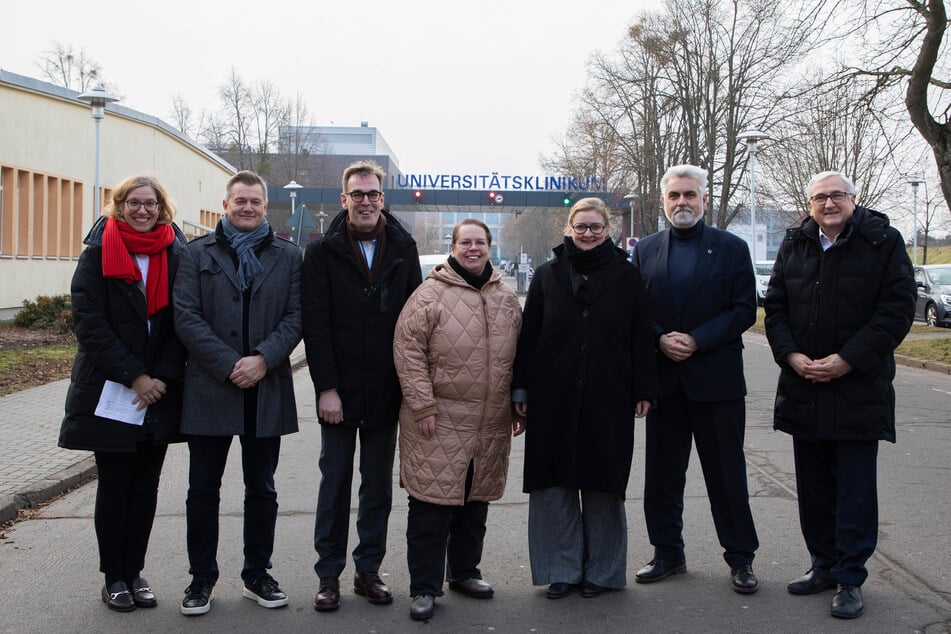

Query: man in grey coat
[173,170,302,616]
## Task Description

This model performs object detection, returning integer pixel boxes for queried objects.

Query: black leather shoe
[580,581,604,598]
[102,581,135,612]
[449,578,494,599]
[410,594,435,620]
[314,577,340,612]
[243,573,289,608]
[546,582,576,599]
[730,564,759,594]
[831,584,864,619]
[787,568,837,595]
[354,572,393,605]
[130,577,157,608]
[635,558,687,583]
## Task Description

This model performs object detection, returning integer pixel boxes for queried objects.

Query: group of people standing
[58,160,915,624]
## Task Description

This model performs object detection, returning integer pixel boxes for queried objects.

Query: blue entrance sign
[392,173,605,192]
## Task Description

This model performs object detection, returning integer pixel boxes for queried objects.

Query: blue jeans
[185,434,281,583]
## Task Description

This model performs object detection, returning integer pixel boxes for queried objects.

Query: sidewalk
[0,343,309,524]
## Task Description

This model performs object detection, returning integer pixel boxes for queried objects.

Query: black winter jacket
[764,206,916,442]
[59,217,188,452]
[301,209,422,427]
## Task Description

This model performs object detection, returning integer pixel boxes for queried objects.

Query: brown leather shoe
[354,572,393,605]
[314,577,340,612]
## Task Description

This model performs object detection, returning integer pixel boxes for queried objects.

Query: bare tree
[36,41,106,92]
[543,0,830,235]
[217,67,254,169]
[171,93,194,137]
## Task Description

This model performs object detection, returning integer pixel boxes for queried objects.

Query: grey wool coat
[173,227,302,437]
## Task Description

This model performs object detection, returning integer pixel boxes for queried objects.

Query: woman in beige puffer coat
[393,219,522,621]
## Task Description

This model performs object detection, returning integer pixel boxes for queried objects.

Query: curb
[0,455,97,524]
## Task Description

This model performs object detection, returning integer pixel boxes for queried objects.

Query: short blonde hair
[342,160,385,192]
[564,197,610,235]
[105,175,176,225]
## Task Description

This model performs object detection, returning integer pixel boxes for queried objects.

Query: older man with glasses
[764,170,915,619]
[301,160,422,613]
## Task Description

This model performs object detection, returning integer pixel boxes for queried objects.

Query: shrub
[13,295,73,333]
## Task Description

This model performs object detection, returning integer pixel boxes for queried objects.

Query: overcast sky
[2,0,663,177]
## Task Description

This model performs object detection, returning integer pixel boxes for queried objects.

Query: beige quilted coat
[394,263,522,505]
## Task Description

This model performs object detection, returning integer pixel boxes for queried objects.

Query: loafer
[314,576,340,612]
[580,581,604,598]
[102,581,135,612]
[354,572,393,605]
[130,577,157,608]
[448,577,494,599]
[831,584,864,619]
[410,594,435,621]
[546,582,576,599]
[635,558,687,583]
[730,564,759,594]
[243,573,289,608]
[787,568,837,595]
[181,578,213,616]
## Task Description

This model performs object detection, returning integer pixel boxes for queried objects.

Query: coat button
[582,309,589,317]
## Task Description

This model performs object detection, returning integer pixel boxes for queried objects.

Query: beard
[668,207,700,229]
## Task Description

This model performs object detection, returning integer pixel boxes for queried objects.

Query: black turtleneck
[668,221,704,316]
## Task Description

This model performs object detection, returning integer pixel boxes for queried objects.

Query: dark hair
[226,170,268,202]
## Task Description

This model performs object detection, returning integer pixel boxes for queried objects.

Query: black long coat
[59,219,188,452]
[764,206,916,442]
[513,244,658,496]
[301,209,422,427]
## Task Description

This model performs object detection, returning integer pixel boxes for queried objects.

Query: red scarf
[101,217,175,316]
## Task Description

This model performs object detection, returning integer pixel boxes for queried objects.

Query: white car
[754,261,774,306]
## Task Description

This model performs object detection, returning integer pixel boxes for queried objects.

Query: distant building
[0,69,234,315]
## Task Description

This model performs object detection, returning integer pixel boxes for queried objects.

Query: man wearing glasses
[631,165,761,595]
[764,171,915,619]
[301,161,422,612]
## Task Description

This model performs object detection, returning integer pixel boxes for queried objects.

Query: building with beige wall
[0,69,235,315]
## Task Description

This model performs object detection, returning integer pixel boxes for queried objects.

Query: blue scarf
[220,217,270,291]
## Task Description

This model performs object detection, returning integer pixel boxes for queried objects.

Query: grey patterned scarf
[221,217,270,291]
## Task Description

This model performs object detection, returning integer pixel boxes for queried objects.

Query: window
[1,164,88,259]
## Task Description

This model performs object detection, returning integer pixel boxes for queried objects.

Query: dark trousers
[185,434,281,584]
[314,423,397,578]
[644,385,759,567]
[93,445,167,585]
[406,494,489,597]
[793,437,879,586]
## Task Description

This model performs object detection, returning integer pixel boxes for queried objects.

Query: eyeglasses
[808,191,851,205]
[125,199,159,212]
[346,190,383,202]
[571,223,606,235]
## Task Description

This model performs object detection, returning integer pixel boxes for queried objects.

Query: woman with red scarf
[59,175,188,612]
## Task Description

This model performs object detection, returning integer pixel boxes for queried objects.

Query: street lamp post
[737,130,769,262]
[77,84,119,223]
[318,210,328,234]
[623,192,637,241]
[908,176,926,265]
[284,180,303,245]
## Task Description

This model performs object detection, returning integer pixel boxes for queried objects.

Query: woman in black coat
[59,175,187,612]
[512,198,657,600]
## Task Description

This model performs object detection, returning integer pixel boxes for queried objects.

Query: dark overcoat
[301,209,421,427]
[764,206,916,442]
[631,222,756,402]
[173,225,301,437]
[513,244,658,496]
[59,218,188,452]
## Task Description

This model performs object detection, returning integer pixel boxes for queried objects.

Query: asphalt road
[1,333,948,633]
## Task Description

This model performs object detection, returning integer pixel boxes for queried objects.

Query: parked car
[914,264,951,327]
[419,253,447,279]
[754,261,774,306]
